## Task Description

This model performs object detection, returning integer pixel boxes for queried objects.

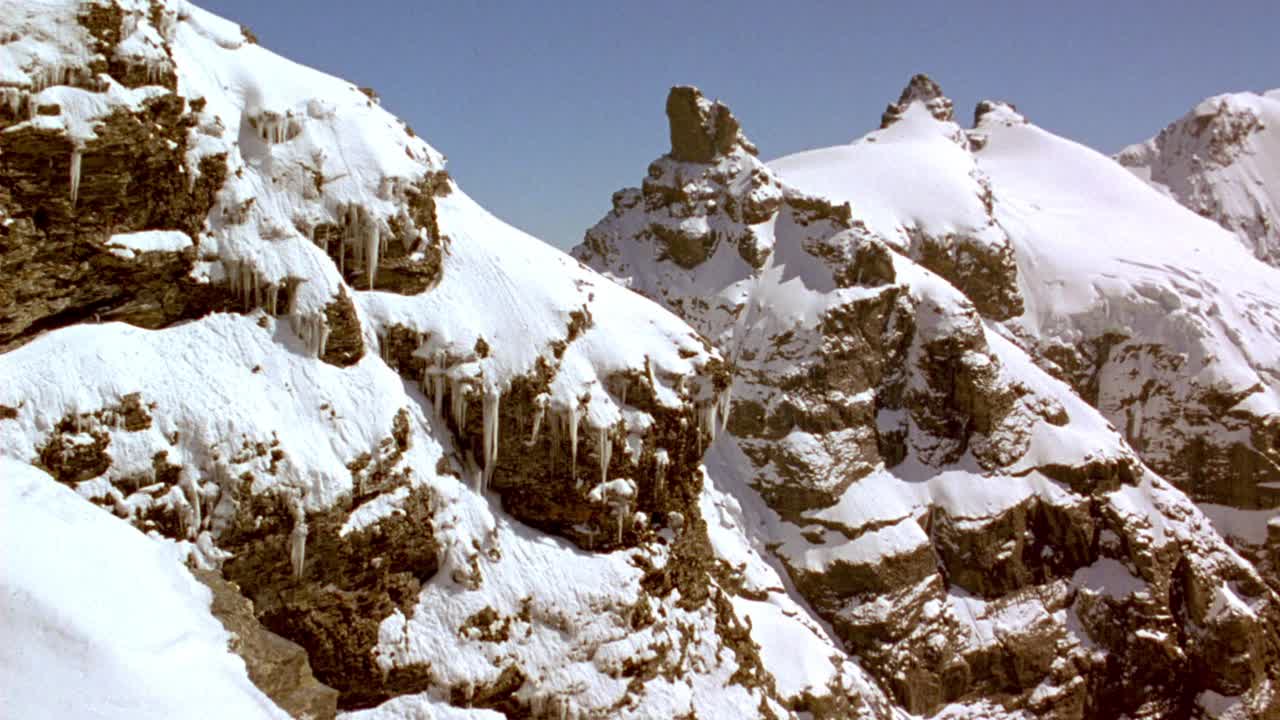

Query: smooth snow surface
[0,460,286,720]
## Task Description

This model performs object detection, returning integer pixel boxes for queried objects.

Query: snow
[1199,503,1277,546]
[972,110,1280,431]
[107,230,194,259]
[1072,558,1147,599]
[770,102,994,250]
[8,1,1279,715]
[780,518,929,573]
[0,460,286,720]
[340,695,503,720]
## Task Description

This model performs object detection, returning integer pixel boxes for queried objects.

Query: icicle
[227,260,240,297]
[718,387,732,433]
[69,148,82,207]
[366,224,379,289]
[598,425,612,486]
[568,405,580,485]
[289,519,308,579]
[620,379,629,407]
[451,379,470,430]
[654,449,669,497]
[267,284,279,316]
[698,399,720,451]
[482,390,501,490]
[180,470,202,538]
[289,498,307,579]
[527,393,549,446]
[432,374,444,418]
[548,408,560,473]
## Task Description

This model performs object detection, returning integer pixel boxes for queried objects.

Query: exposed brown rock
[193,569,340,720]
[319,287,365,367]
[0,91,233,351]
[665,85,756,163]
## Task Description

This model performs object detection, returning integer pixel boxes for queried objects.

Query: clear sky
[198,0,1278,249]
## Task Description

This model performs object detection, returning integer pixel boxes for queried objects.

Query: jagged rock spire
[665,85,758,163]
[880,73,955,128]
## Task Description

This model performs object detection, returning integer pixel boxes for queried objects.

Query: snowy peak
[879,72,954,129]
[1118,89,1280,266]
[665,85,758,162]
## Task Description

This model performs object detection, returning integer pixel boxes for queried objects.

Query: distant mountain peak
[1118,89,1280,266]
[880,72,954,128]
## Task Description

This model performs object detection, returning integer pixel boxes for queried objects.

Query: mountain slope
[1118,89,1280,267]
[575,84,1280,718]
[0,2,869,718]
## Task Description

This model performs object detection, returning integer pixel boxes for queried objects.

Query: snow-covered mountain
[1119,89,1280,267]
[765,78,1280,567]
[2,2,1279,719]
[576,82,1280,717]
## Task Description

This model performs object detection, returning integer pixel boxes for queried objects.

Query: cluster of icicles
[405,346,730,501]
[1,87,35,122]
[408,348,626,495]
[411,349,507,493]
[306,203,390,290]
[251,110,302,145]
[224,259,332,358]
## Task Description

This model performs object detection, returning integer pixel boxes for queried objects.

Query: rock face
[576,85,1280,718]
[1118,90,1280,268]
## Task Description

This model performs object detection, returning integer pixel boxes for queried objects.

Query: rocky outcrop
[194,569,340,720]
[666,85,758,163]
[0,92,233,350]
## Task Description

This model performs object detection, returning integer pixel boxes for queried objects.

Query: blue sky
[199,0,1278,249]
